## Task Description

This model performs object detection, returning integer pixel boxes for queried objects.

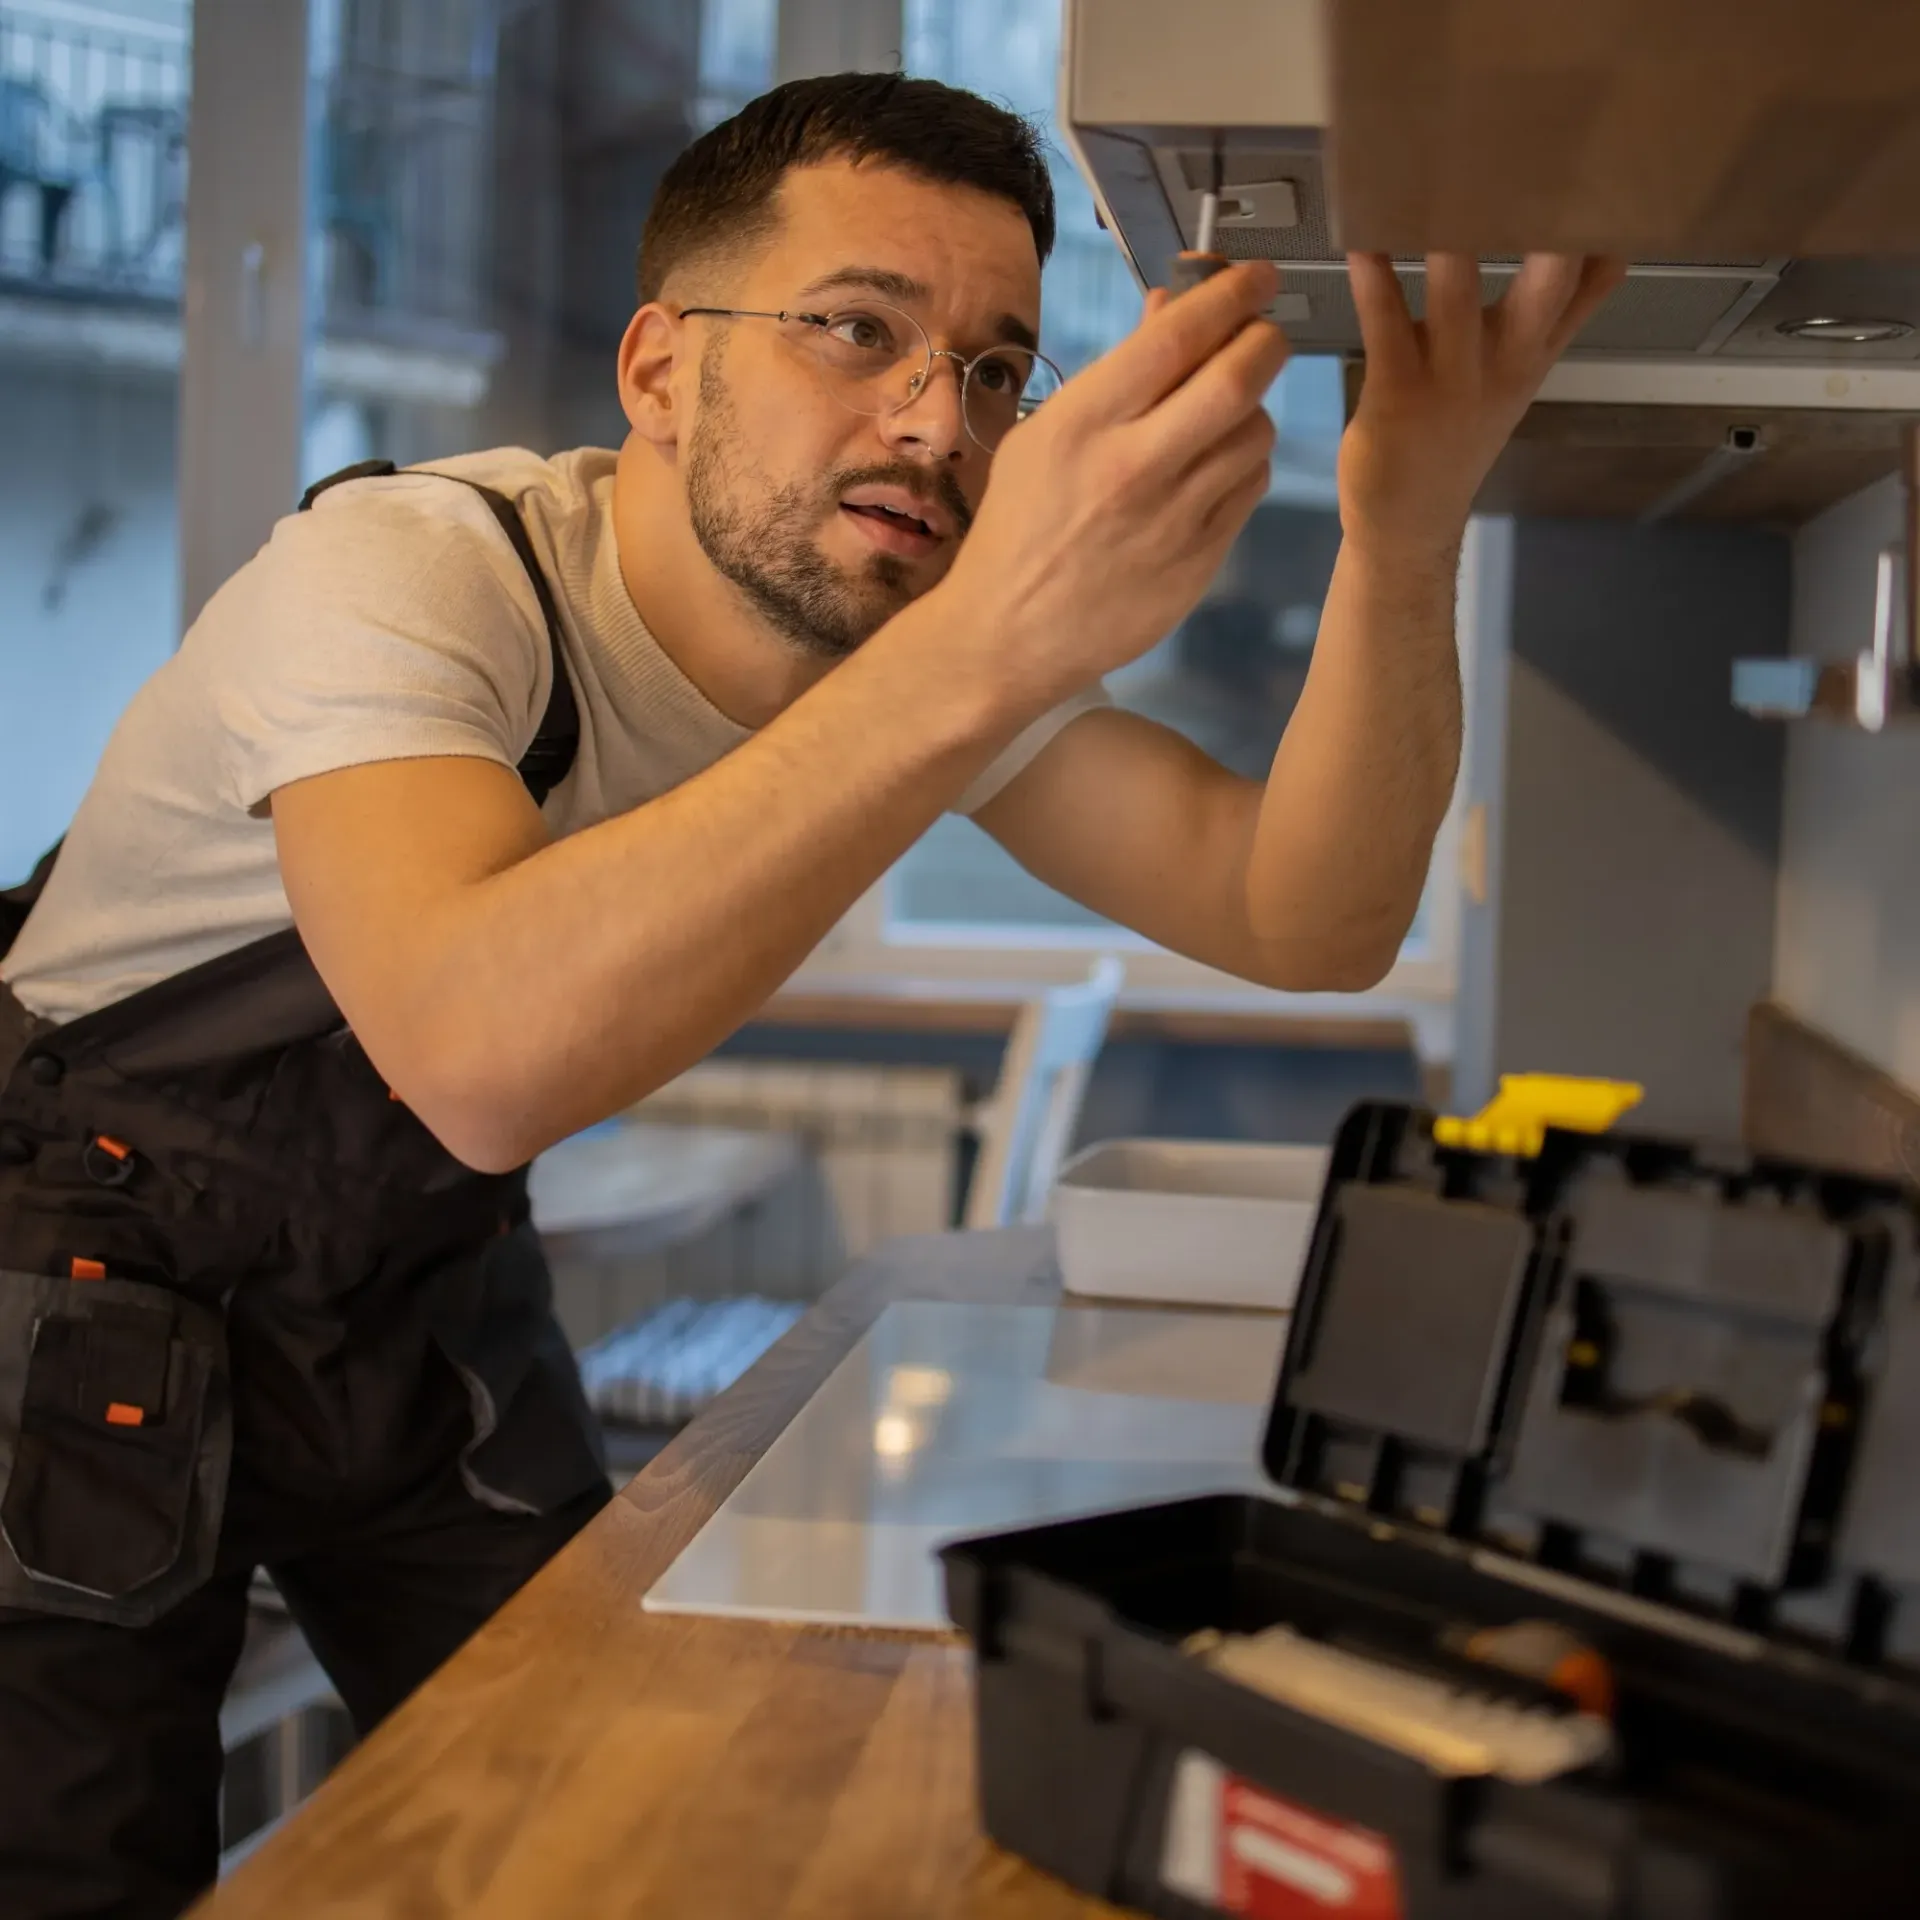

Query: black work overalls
[0,464,611,1920]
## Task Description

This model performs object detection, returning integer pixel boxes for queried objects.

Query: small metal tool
[1167,137,1228,295]
[1194,185,1222,258]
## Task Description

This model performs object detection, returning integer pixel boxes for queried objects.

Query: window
[300,0,779,483]
[0,0,191,885]
[2,0,786,883]
[856,0,1463,993]
[694,0,776,132]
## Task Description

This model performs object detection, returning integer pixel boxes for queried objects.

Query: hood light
[1775,316,1913,345]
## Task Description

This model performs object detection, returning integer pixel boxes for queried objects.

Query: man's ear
[618,302,683,447]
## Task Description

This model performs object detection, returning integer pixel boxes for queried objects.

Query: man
[0,70,1617,1918]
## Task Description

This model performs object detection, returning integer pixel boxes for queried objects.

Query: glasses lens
[806,304,925,415]
[964,348,1063,449]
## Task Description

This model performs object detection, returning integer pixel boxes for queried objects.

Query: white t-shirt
[4,446,1104,1024]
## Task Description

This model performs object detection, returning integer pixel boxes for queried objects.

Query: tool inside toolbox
[1183,1615,1616,1784]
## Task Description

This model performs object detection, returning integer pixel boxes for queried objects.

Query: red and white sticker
[1161,1751,1404,1919]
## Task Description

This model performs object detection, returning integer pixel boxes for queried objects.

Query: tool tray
[941,1100,1920,1918]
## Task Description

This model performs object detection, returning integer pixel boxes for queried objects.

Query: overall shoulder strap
[299,460,581,805]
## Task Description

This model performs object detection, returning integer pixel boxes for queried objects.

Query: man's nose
[877,352,968,463]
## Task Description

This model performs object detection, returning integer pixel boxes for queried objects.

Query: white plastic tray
[1052,1138,1330,1312]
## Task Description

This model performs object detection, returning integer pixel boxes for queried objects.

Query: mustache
[828,462,974,536]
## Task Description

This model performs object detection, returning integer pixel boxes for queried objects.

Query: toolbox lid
[1261,1096,1920,1646]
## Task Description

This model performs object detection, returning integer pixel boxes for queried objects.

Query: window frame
[178,0,314,633]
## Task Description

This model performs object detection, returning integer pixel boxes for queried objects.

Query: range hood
[1059,0,1920,523]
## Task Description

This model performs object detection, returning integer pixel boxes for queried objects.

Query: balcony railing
[0,6,188,304]
[314,0,498,339]
[0,2,496,337]
[0,2,505,406]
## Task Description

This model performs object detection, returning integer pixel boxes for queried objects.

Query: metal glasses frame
[677,301,1062,451]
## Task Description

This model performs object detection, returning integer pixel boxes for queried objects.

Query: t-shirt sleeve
[200,479,550,814]
[952,681,1113,816]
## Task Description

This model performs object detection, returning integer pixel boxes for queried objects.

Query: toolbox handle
[995,1572,1125,1720]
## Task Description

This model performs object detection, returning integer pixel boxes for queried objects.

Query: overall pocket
[0,1269,230,1627]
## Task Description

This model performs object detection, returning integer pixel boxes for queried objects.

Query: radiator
[542,1059,966,1350]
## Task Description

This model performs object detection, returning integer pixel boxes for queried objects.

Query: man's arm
[274,632,1010,1171]
[977,252,1624,989]
[272,263,1289,1172]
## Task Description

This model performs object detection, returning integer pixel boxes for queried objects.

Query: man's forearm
[1232,246,1621,988]
[1244,533,1463,987]
[350,604,1034,1168]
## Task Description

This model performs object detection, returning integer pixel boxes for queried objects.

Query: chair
[964,957,1125,1230]
[529,1120,801,1264]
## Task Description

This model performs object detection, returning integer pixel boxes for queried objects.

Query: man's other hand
[1338,252,1627,562]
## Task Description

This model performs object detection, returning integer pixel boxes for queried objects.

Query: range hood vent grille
[1252,262,1763,357]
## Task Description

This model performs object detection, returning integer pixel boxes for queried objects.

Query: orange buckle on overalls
[83,1135,136,1189]
[69,1257,107,1281]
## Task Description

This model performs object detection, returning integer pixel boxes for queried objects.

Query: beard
[685,344,973,660]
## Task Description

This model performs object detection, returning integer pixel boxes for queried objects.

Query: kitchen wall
[1457,516,1790,1140]
[1773,472,1920,1092]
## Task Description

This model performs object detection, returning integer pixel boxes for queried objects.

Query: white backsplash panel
[644,1298,1288,1631]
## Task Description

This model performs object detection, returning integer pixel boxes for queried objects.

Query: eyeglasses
[677,299,1065,452]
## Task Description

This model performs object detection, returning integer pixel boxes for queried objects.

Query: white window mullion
[177,0,312,633]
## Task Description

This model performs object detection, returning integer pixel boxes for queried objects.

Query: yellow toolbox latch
[1432,1074,1645,1160]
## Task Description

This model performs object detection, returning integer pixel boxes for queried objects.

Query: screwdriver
[1167,140,1228,295]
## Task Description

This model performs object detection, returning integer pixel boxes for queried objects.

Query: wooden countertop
[196,1229,1130,1920]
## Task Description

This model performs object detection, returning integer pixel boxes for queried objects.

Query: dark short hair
[637,72,1056,304]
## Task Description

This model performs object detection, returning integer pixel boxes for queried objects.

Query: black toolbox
[940,1100,1920,1918]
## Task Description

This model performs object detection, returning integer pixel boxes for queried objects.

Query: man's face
[676,159,1043,658]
